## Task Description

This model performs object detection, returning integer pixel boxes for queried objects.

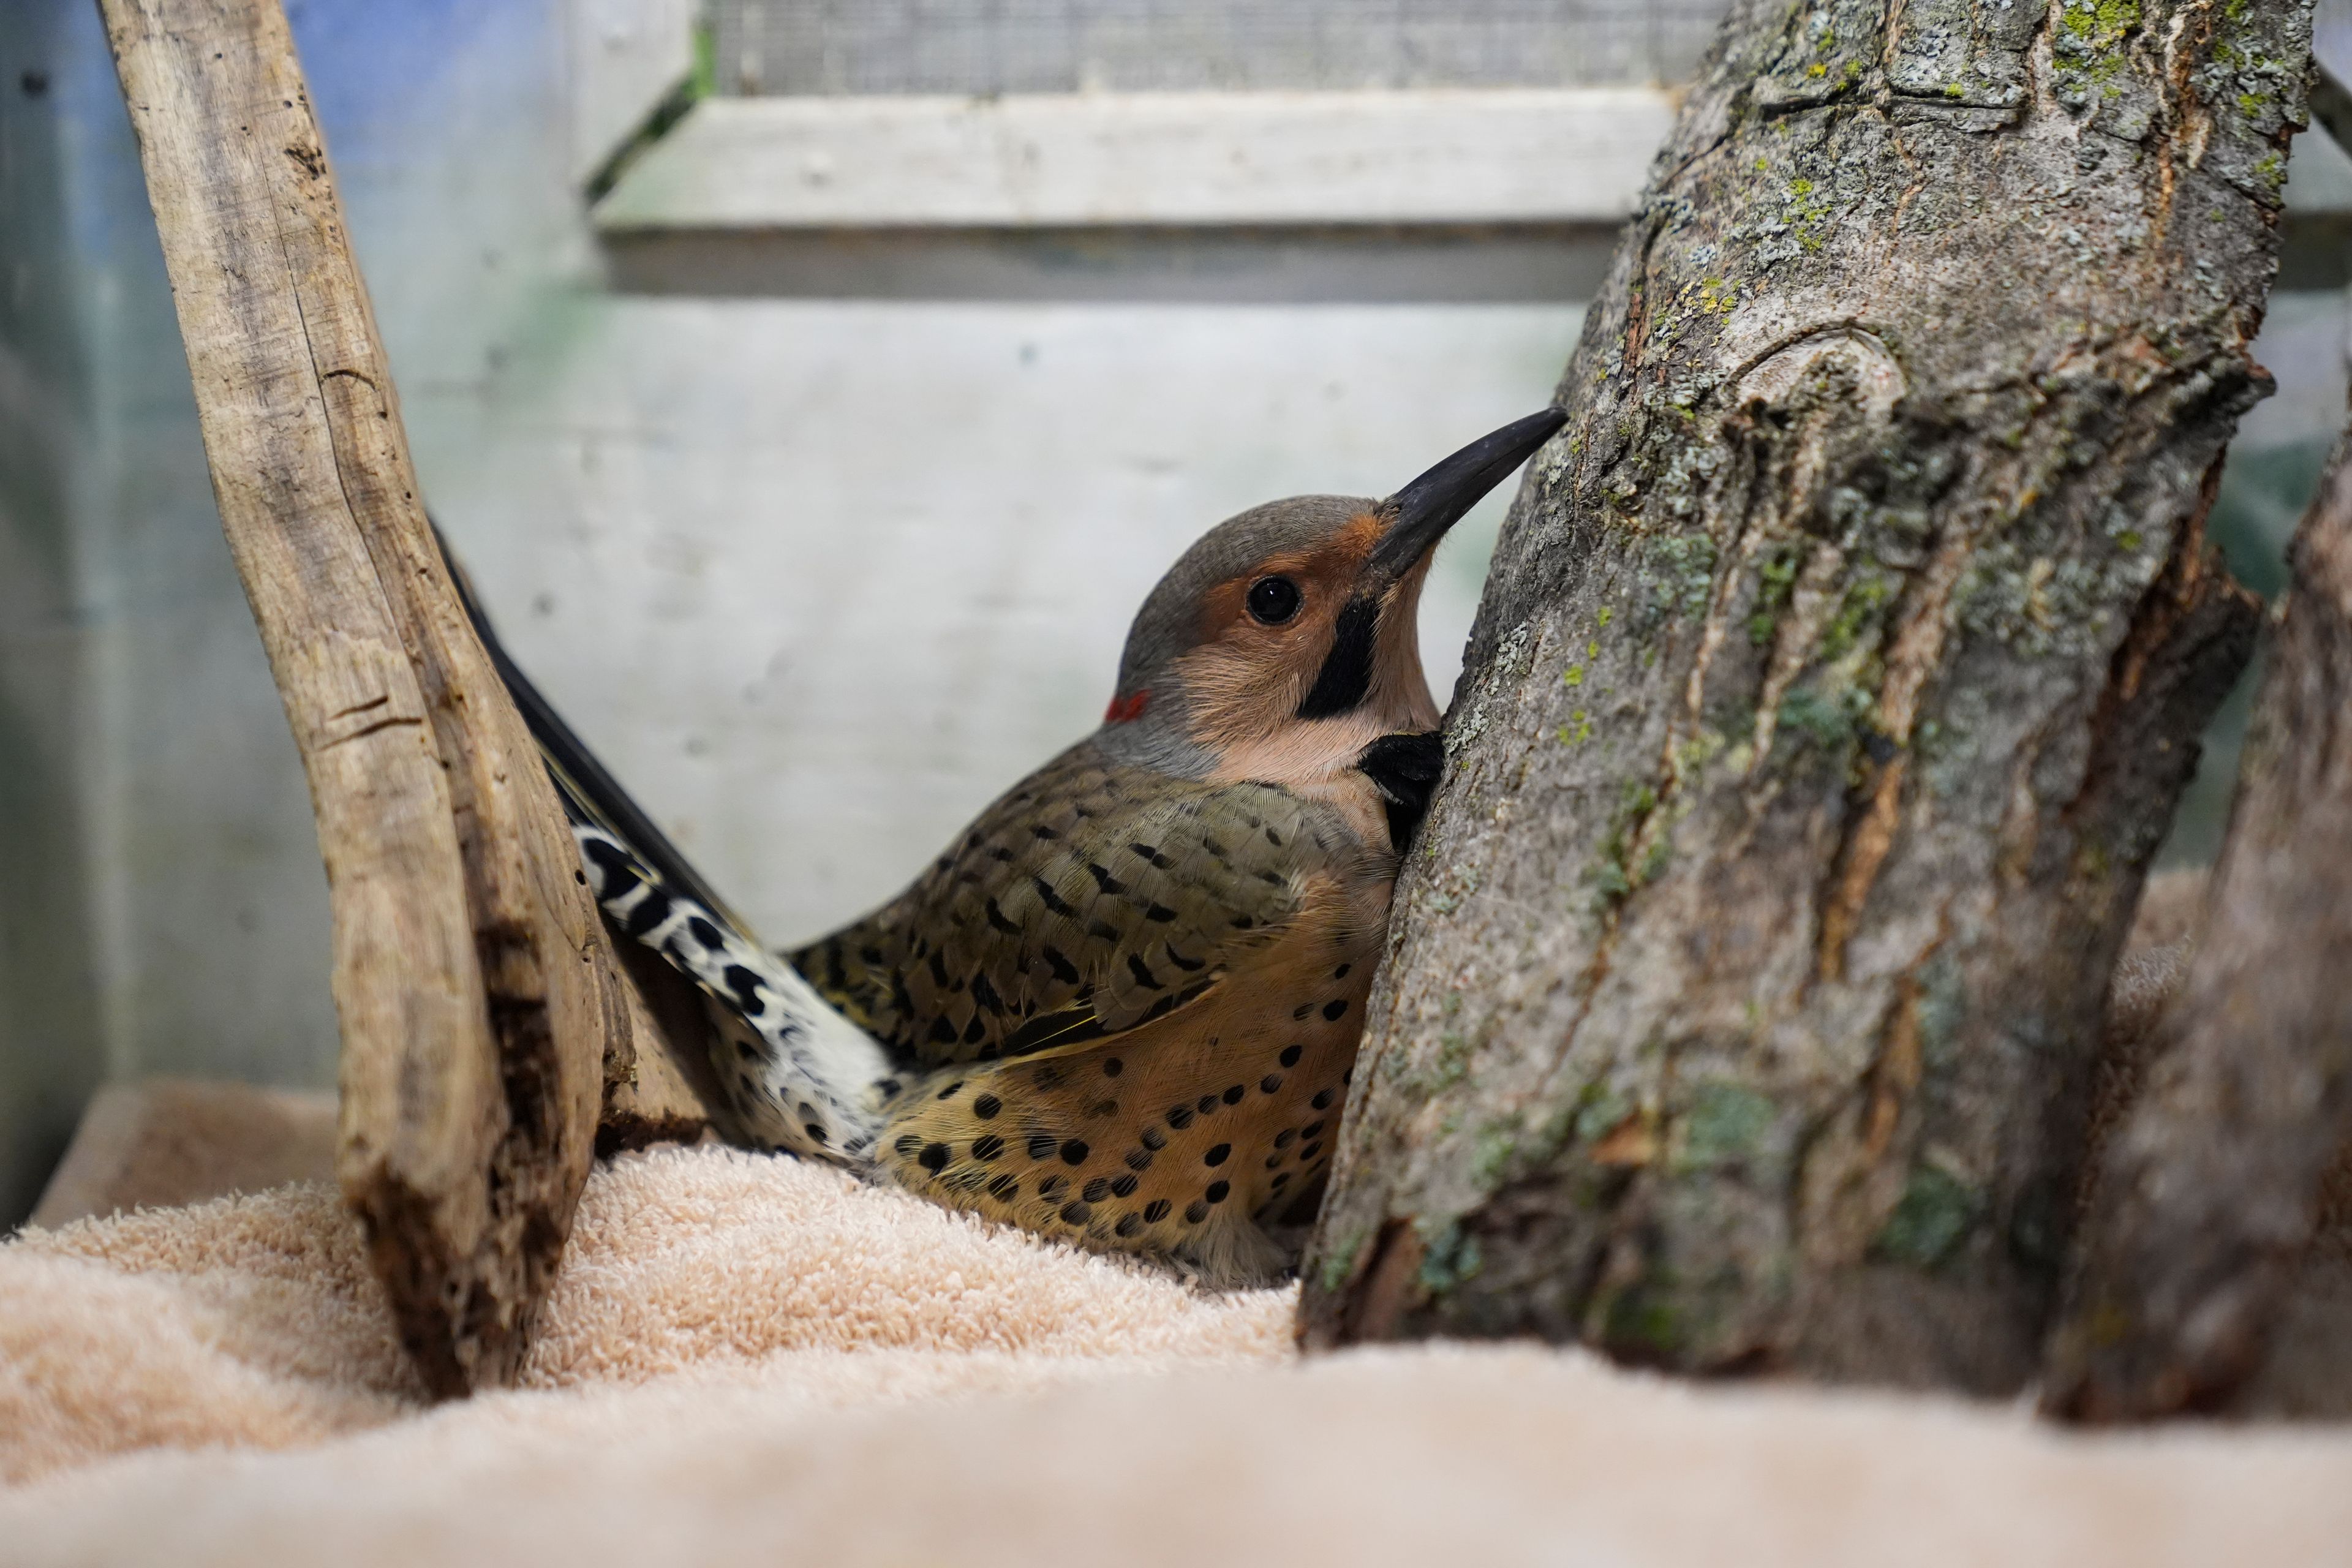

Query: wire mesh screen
[711,1,1730,96]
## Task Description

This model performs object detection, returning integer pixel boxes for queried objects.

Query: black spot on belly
[1183,1200,1209,1224]
[971,1134,1005,1161]
[688,916,723,949]
[1333,963,1351,979]
[1081,1177,1110,1202]
[1292,1003,1314,1021]
[937,1080,963,1100]
[973,1093,1002,1119]
[1039,1175,1069,1202]
[1115,1213,1144,1237]
[1028,1134,1058,1159]
[1324,1000,1348,1021]
[918,1143,950,1173]
[1279,1045,1303,1068]
[1261,1074,1284,1094]
[1205,1143,1231,1166]
[1167,1106,1194,1129]
[1110,1174,1139,1197]
[987,1174,1020,1200]
[804,1123,827,1144]
[1140,1126,1167,1151]
[1196,1095,1218,1116]
[1303,1120,1327,1139]
[1300,1142,1323,1161]
[1311,1088,1335,1110]
[894,1134,921,1156]
[1126,1148,1154,1172]
[1102,1057,1124,1077]
[1144,1199,1172,1223]
[1271,1172,1290,1190]
[1060,1200,1093,1224]
[1205,1180,1229,1204]
[1060,1139,1090,1166]
[1222,1084,1245,1105]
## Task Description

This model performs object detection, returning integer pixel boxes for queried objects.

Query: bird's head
[1099,408,1566,783]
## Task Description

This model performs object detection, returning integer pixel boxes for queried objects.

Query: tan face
[1172,509,1442,786]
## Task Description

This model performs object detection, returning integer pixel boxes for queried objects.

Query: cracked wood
[98,0,663,1395]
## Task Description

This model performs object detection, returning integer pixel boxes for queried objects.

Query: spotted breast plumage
[445,407,1566,1284]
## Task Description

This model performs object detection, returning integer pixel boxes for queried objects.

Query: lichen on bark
[1302,0,2306,1390]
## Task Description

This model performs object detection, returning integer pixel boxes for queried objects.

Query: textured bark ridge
[1302,0,2305,1389]
[2047,424,2352,1421]
[99,0,688,1395]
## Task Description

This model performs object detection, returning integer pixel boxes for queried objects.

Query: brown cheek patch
[1191,517,1382,644]
[1178,516,1389,749]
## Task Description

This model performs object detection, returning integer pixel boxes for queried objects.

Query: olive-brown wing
[793,755,1368,1068]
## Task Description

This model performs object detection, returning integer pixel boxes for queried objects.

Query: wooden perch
[2048,422,2352,1421]
[99,0,703,1394]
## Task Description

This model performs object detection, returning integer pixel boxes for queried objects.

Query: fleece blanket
[5,1143,2352,1567]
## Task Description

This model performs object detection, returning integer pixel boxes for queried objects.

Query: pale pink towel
[4,1143,2348,1566]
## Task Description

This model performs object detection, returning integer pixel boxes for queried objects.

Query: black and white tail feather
[434,526,894,1165]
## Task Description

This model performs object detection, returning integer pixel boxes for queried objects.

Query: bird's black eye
[1247,576,1302,625]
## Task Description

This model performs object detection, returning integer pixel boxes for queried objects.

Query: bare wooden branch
[99,0,649,1394]
[1301,0,2302,1390]
[2048,424,2352,1422]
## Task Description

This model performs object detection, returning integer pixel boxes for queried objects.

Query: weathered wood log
[99,0,666,1393]
[1302,0,2304,1391]
[2048,419,2352,1422]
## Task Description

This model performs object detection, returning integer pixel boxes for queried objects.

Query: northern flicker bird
[450,407,1565,1283]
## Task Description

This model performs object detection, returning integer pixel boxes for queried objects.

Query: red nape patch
[1104,690,1150,724]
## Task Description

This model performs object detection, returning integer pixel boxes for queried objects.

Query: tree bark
[1303,0,2304,1391]
[100,0,680,1394]
[2047,420,2352,1421]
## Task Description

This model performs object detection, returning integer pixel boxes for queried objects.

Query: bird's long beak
[1368,407,1568,582]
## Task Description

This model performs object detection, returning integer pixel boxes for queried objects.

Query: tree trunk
[2047,420,2352,1422]
[1302,0,2305,1392]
